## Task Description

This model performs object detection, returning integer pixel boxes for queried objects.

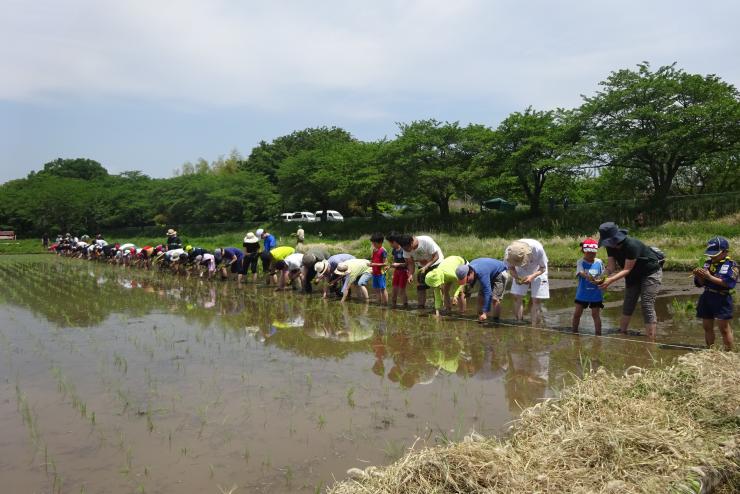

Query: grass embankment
[3,213,738,271]
[329,350,740,494]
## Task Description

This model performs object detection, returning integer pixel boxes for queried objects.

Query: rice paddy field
[0,255,720,493]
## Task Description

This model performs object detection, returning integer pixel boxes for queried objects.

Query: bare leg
[492,298,501,319]
[512,295,524,320]
[644,322,657,341]
[702,318,715,347]
[531,298,542,325]
[592,308,602,335]
[572,303,584,333]
[359,285,369,300]
[717,319,733,351]
[418,288,427,309]
[619,314,631,334]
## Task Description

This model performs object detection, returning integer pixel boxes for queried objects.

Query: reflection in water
[0,257,701,494]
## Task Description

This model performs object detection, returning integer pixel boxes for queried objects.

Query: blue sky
[1,0,738,183]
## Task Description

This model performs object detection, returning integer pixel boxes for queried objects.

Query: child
[387,233,408,308]
[572,238,604,334]
[369,232,389,305]
[693,236,737,350]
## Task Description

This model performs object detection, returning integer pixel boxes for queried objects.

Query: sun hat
[424,269,444,288]
[455,264,471,283]
[580,238,599,253]
[302,253,317,266]
[704,236,730,256]
[334,262,350,275]
[243,232,259,244]
[166,228,177,236]
[314,260,328,276]
[255,228,265,237]
[598,222,628,248]
[505,240,533,267]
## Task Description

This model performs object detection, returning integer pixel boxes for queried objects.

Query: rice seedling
[346,386,355,408]
[317,414,326,430]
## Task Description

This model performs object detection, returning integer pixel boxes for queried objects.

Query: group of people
[50,222,736,350]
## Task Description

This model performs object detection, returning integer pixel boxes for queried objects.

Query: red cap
[581,238,599,252]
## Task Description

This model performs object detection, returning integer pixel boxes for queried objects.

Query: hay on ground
[329,350,740,494]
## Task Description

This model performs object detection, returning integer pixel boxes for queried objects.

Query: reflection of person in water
[503,346,551,413]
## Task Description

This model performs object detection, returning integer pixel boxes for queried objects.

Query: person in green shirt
[268,246,295,285]
[424,256,466,316]
[334,259,372,302]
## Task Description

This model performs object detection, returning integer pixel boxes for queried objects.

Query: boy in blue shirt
[572,238,604,334]
[693,236,737,350]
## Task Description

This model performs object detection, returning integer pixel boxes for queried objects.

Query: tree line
[1,62,738,236]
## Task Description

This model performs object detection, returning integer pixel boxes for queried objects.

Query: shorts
[696,291,733,320]
[623,269,662,323]
[575,299,604,309]
[372,274,386,289]
[230,259,244,274]
[357,272,372,286]
[244,252,259,273]
[392,268,408,288]
[510,273,550,299]
[416,263,441,290]
[260,251,272,273]
[491,271,509,300]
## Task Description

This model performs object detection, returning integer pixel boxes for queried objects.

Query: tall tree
[41,158,108,180]
[490,108,580,214]
[579,62,740,205]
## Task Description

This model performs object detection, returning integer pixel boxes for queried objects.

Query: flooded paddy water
[0,256,707,493]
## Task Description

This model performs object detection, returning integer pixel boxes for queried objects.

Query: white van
[279,212,294,222]
[314,210,344,222]
[287,211,317,222]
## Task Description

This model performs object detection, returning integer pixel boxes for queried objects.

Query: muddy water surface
[0,256,705,493]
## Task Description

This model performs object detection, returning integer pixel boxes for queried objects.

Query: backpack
[650,246,666,267]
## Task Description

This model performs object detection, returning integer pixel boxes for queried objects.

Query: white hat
[243,232,259,244]
[255,228,265,237]
[314,260,328,276]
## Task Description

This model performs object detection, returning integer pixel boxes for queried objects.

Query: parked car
[287,211,317,222]
[314,210,344,222]
[279,212,294,222]
[480,198,517,212]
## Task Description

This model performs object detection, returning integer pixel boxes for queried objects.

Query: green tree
[579,62,740,205]
[243,127,353,185]
[487,108,580,214]
[387,120,482,216]
[40,158,108,180]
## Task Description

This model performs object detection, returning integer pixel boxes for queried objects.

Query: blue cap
[704,236,729,256]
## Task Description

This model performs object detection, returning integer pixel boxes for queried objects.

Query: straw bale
[329,350,740,494]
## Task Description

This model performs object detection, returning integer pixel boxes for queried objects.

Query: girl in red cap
[572,238,604,334]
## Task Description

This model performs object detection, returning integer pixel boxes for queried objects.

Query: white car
[314,210,344,222]
[287,211,317,222]
[279,212,294,222]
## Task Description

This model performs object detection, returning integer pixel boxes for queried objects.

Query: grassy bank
[3,213,738,271]
[329,350,740,494]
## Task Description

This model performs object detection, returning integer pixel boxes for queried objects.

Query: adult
[42,233,49,249]
[424,255,466,316]
[274,252,305,290]
[456,257,509,322]
[242,232,261,282]
[296,225,305,246]
[301,245,330,293]
[597,222,662,339]
[256,228,278,282]
[504,239,549,323]
[166,229,182,250]
[397,234,444,309]
[334,259,372,302]
[268,246,295,285]
[314,253,355,298]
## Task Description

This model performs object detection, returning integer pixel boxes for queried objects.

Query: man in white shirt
[505,239,549,324]
[397,234,444,309]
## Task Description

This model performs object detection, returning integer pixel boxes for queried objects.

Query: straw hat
[243,232,259,244]
[314,260,328,276]
[505,240,533,267]
[334,262,350,275]
[166,228,177,236]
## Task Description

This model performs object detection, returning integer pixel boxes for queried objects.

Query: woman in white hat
[166,229,182,250]
[505,239,549,324]
[242,232,261,283]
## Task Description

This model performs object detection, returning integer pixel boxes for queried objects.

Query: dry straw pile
[329,350,740,494]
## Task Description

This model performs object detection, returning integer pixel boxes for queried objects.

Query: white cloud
[0,0,738,116]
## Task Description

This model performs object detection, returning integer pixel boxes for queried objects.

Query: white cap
[255,228,264,237]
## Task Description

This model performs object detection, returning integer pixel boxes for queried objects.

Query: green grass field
[3,212,738,271]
